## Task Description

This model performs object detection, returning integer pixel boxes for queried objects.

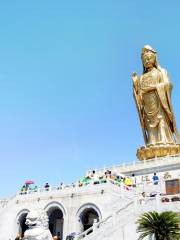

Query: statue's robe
[156,68,180,143]
[134,67,180,145]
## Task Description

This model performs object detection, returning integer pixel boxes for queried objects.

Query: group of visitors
[20,182,51,194]
[78,171,159,188]
[19,172,160,195]
[77,170,136,188]
[139,173,160,185]
[137,173,160,205]
[20,184,38,194]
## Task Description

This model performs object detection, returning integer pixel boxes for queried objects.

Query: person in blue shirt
[152,173,159,185]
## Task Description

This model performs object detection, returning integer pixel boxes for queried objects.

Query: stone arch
[44,201,66,238]
[76,203,102,233]
[44,201,66,216]
[16,209,30,238]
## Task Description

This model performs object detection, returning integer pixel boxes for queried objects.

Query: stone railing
[75,201,134,240]
[0,195,16,209]
[0,199,8,208]
[17,179,135,197]
[87,153,180,175]
[75,192,180,240]
[15,177,180,209]
[15,180,137,207]
[134,192,180,214]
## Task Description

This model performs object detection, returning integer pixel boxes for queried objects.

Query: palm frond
[137,211,180,240]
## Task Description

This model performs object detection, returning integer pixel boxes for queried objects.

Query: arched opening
[80,208,99,232]
[18,213,28,238]
[47,207,64,239]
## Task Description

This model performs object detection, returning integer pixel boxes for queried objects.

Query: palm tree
[137,211,180,240]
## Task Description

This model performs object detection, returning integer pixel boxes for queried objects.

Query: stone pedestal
[137,144,180,160]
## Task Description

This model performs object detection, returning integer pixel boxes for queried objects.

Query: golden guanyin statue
[132,45,180,160]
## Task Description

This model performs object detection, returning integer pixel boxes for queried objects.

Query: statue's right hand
[132,72,139,93]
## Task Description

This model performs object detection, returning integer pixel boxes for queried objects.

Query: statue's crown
[142,45,156,56]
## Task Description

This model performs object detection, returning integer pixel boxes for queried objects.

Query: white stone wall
[0,182,129,240]
[1,157,180,240]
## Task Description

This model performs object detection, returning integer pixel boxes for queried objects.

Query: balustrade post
[112,212,117,226]
[156,193,160,212]
[121,225,125,240]
[93,219,98,232]
[133,194,138,214]
[120,183,124,198]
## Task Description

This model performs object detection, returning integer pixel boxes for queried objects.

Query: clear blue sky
[0,1,180,197]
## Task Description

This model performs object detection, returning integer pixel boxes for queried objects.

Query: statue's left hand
[132,72,139,92]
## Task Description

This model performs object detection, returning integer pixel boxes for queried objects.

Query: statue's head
[141,45,159,72]
[25,209,49,230]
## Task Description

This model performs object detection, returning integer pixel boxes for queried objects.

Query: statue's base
[137,144,180,160]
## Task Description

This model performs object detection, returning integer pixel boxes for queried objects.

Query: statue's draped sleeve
[156,68,180,143]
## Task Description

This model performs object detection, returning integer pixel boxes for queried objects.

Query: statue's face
[142,52,156,69]
[25,209,49,231]
[25,210,39,227]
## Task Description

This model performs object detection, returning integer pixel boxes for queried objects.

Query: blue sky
[0,1,180,197]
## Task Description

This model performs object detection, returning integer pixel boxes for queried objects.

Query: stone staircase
[0,196,18,240]
[75,200,138,240]
[75,193,180,240]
